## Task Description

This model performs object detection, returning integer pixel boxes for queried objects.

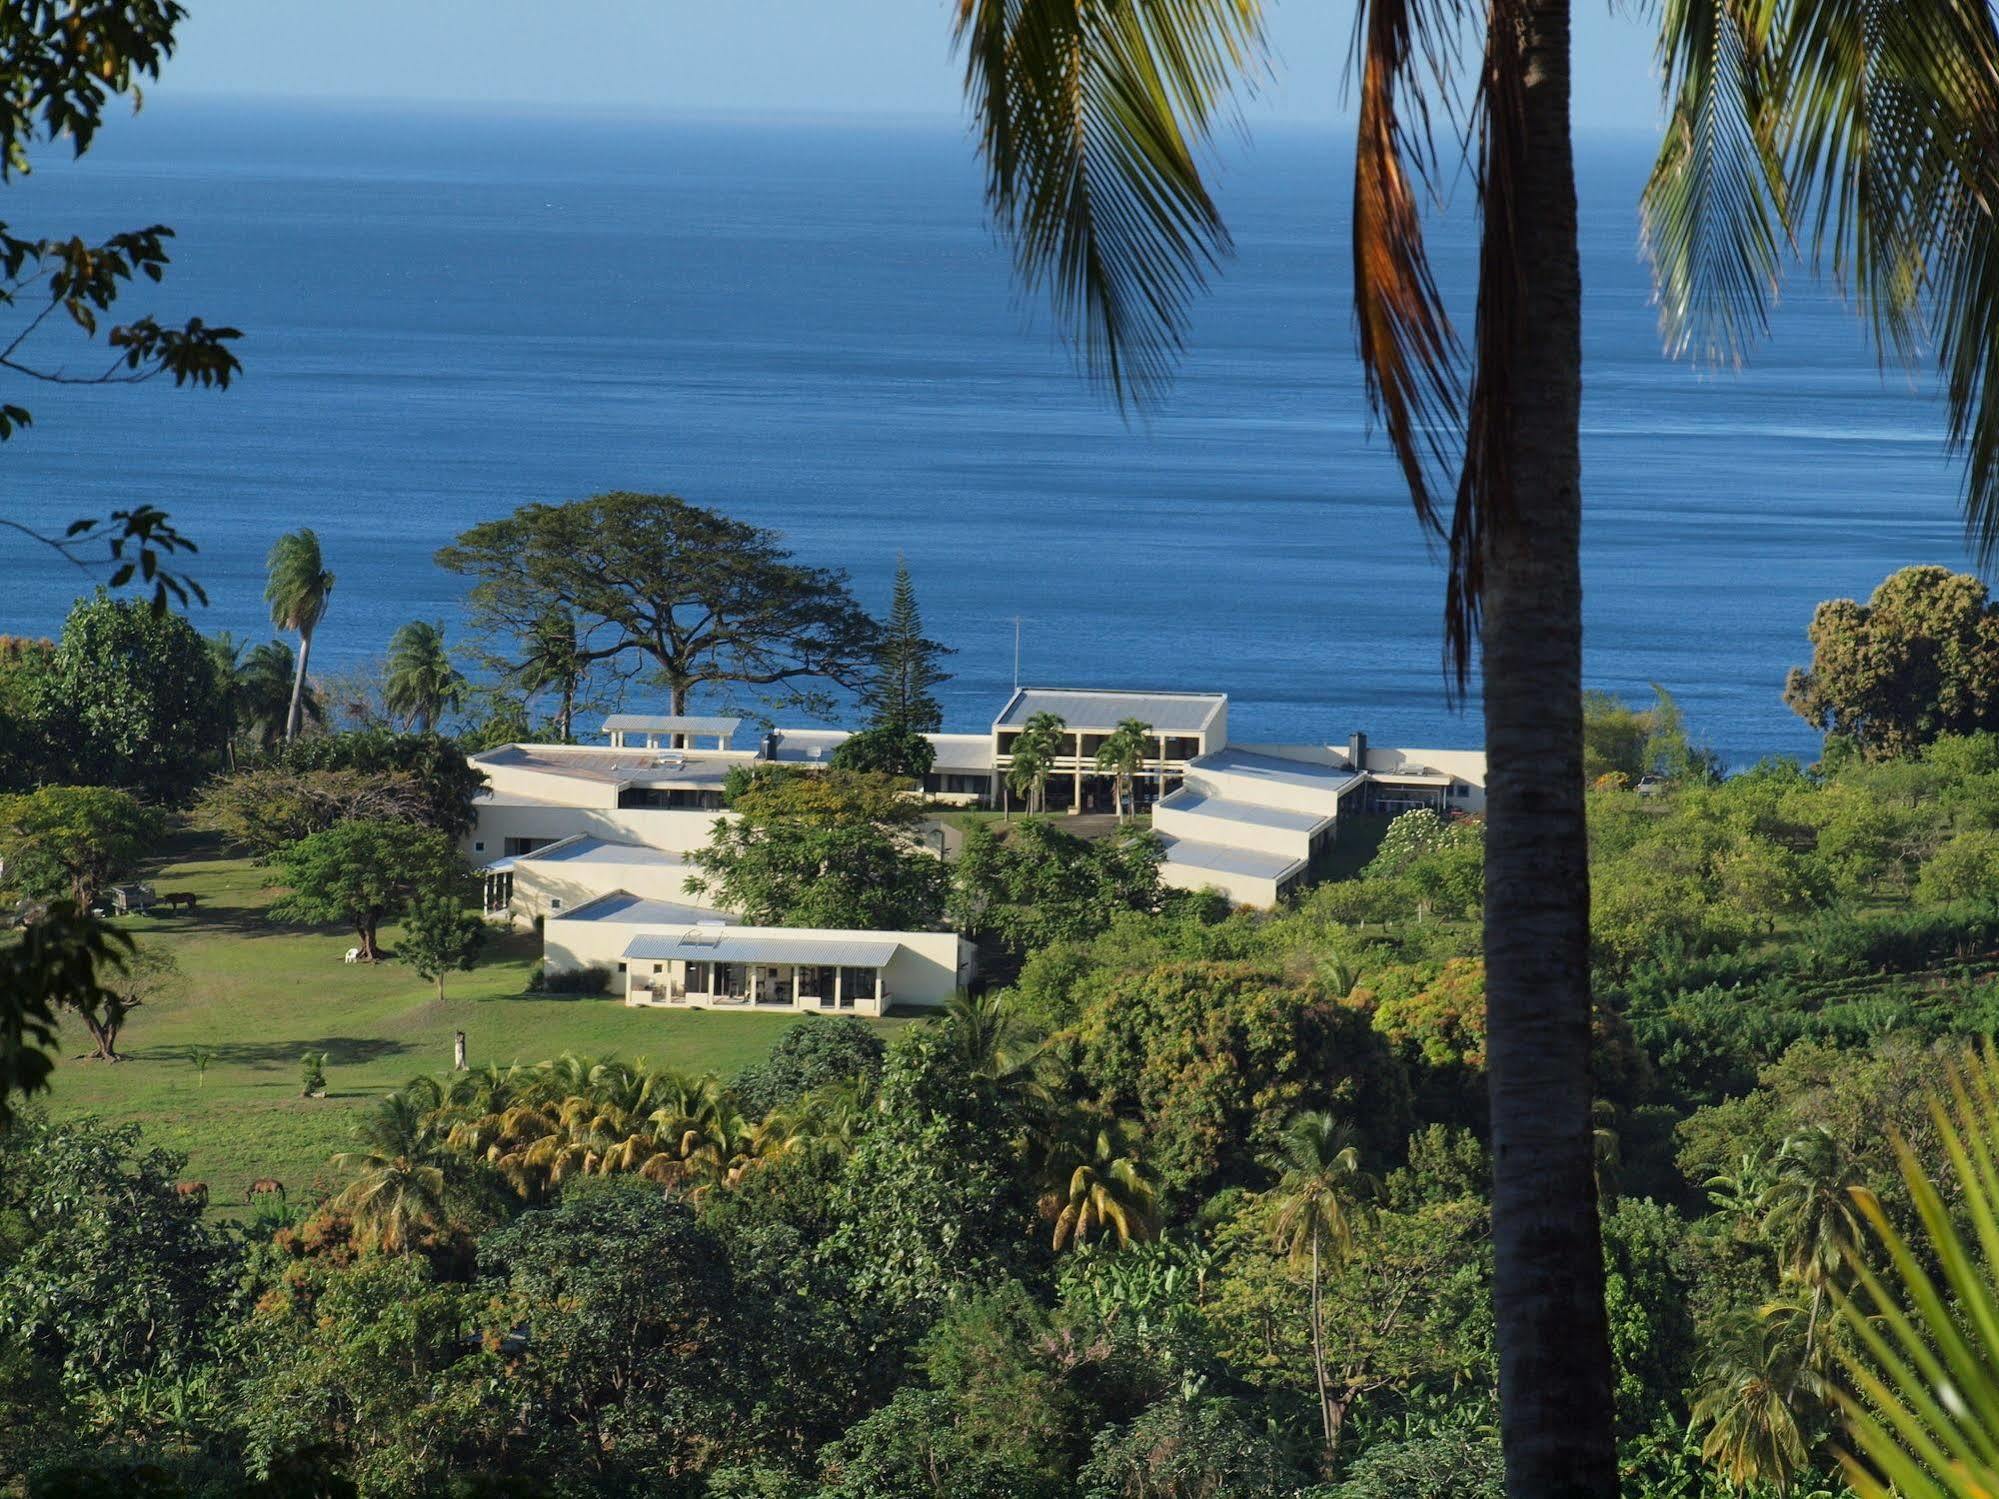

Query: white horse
[343,947,361,964]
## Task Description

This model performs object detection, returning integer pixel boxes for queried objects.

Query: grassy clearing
[43,836,909,1212]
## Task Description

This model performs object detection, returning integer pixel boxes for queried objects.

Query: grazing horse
[174,1181,208,1207]
[247,1177,285,1206]
[158,891,200,915]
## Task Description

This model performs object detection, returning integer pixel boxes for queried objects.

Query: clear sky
[163,0,1663,135]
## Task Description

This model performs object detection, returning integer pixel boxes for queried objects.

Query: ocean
[0,100,1975,765]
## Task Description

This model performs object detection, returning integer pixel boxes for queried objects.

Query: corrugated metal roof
[622,932,900,966]
[993,688,1225,734]
[603,714,741,737]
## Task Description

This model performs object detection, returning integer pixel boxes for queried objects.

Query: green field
[43,836,908,1211]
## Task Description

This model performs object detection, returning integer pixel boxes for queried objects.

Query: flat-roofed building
[991,687,1229,813]
[543,890,973,1014]
[603,714,741,751]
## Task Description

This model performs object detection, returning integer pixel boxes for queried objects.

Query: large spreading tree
[437,493,882,719]
[949,2,1999,1491]
[1786,565,1999,761]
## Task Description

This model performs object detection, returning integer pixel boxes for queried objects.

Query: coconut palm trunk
[1475,7,1616,1494]
[286,624,314,742]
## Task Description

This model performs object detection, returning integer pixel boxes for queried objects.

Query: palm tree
[942,990,1050,1110]
[329,1090,487,1253]
[1040,1112,1160,1250]
[1095,716,1153,820]
[1007,709,1067,815]
[384,620,466,735]
[951,5,1999,1489]
[264,529,334,743]
[512,604,585,742]
[1689,1309,1816,1494]
[1266,1111,1371,1458]
[1759,1126,1865,1362]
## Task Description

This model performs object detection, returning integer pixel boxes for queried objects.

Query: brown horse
[174,1181,208,1207]
[247,1177,285,1205]
[157,891,200,915]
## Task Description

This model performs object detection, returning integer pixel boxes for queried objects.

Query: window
[504,836,553,857]
[616,962,627,974]
[549,898,562,911]
[685,961,711,993]
[473,841,485,852]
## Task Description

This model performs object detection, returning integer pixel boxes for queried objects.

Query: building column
[1073,731,1084,812]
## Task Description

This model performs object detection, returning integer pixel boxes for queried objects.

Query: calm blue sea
[0,100,1974,764]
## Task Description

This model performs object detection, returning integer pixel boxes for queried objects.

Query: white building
[543,891,972,1016]
[464,691,1487,956]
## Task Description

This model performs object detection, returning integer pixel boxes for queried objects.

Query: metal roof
[623,932,900,966]
[603,714,741,737]
[1156,788,1332,833]
[1158,834,1307,882]
[520,836,687,867]
[554,892,731,925]
[993,688,1225,734]
[1191,747,1364,792]
[474,744,736,788]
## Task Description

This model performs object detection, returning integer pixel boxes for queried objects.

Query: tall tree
[383,620,466,735]
[265,529,335,744]
[949,3,1999,1491]
[862,556,952,732]
[1266,1111,1371,1458]
[437,493,881,718]
[510,604,587,742]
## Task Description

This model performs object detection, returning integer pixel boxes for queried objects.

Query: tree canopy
[690,767,947,931]
[269,820,464,960]
[41,592,225,803]
[437,492,882,718]
[0,785,160,910]
[1786,566,1999,760]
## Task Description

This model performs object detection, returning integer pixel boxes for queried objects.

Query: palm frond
[1834,1040,1999,1496]
[1640,0,1787,365]
[953,0,1265,405]
[1350,0,1467,536]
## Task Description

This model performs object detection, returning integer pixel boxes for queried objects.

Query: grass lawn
[43,835,910,1212]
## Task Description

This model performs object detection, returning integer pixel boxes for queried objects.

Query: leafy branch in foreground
[0,1,244,608]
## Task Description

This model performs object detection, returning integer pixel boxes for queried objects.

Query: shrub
[539,965,610,996]
[733,1016,886,1118]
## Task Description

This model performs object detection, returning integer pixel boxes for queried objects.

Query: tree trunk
[286,626,314,742]
[1480,3,1618,1495]
[1310,1224,1335,1457]
[559,680,575,743]
[357,915,380,961]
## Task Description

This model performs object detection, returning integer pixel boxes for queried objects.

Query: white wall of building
[545,908,971,1009]
[507,856,705,927]
[466,802,724,863]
